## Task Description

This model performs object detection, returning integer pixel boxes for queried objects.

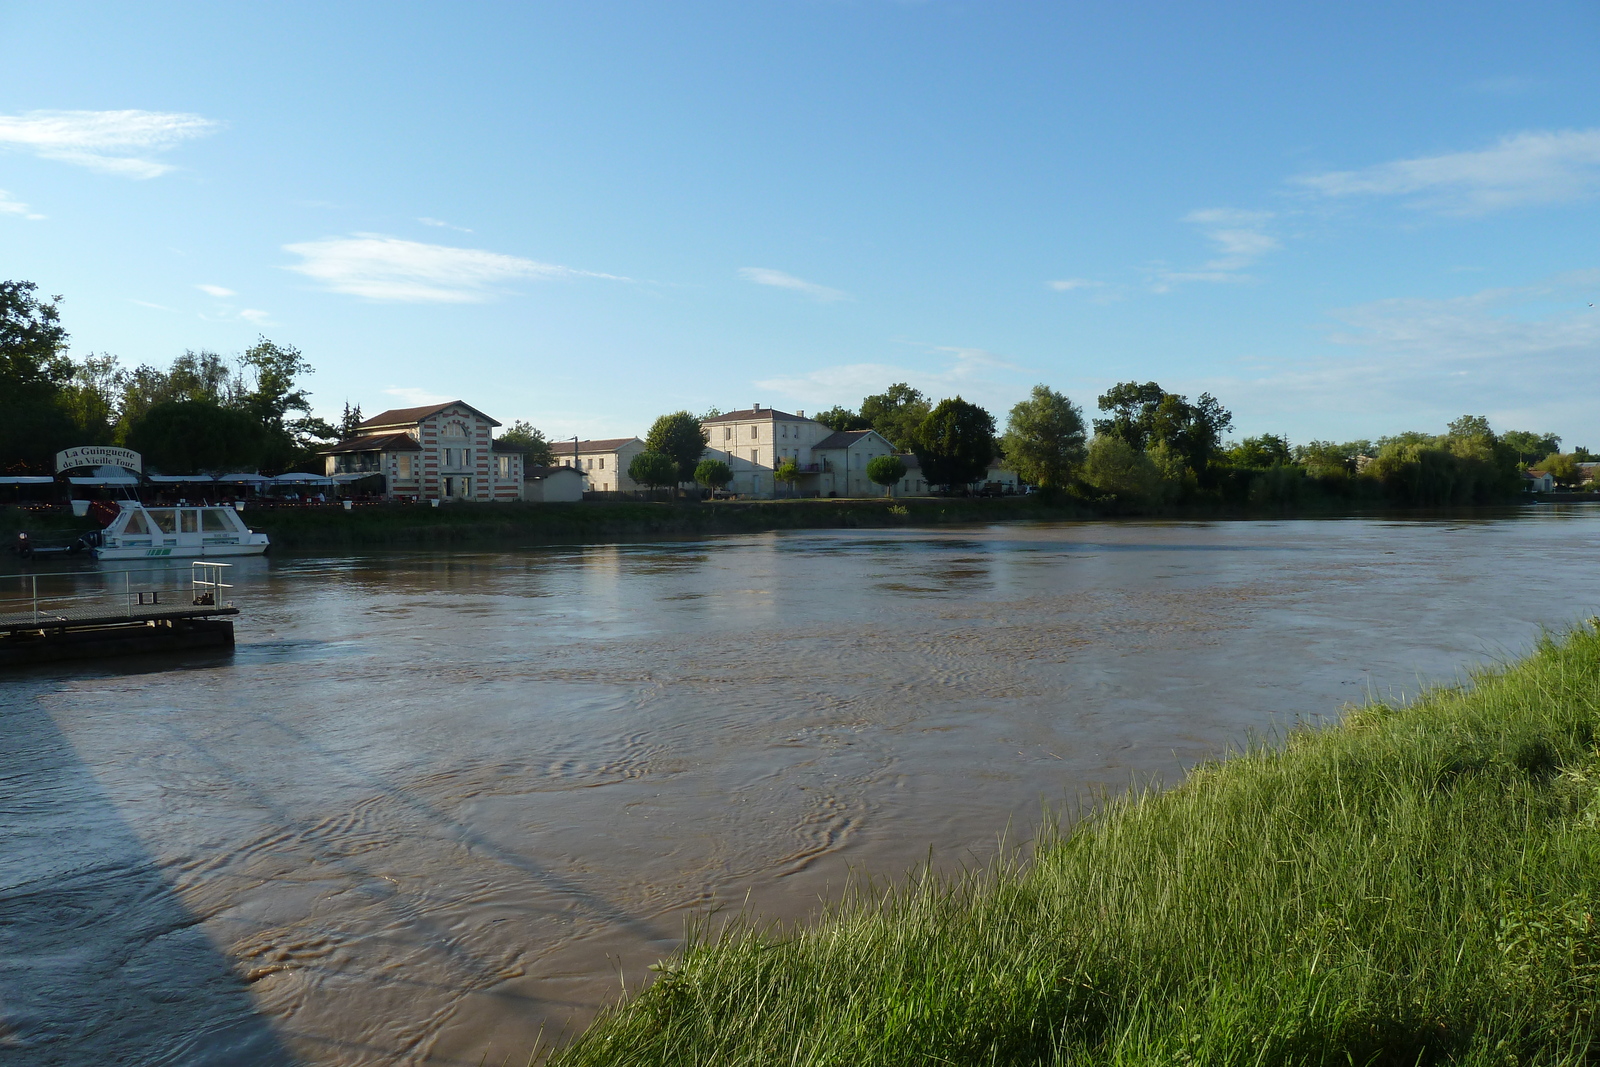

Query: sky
[2,1,1598,447]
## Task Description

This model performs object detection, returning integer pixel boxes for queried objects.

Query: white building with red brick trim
[320,401,524,502]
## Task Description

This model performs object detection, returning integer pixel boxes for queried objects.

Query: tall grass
[551,623,1600,1066]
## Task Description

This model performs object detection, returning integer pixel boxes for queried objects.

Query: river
[4,512,1600,1065]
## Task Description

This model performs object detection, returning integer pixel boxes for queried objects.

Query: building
[1523,469,1555,493]
[550,438,647,493]
[320,401,524,502]
[700,405,833,497]
[524,466,587,502]
[808,429,901,497]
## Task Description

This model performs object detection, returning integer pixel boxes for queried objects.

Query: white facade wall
[552,438,646,492]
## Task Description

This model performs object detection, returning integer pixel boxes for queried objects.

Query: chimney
[797,410,804,418]
[753,403,761,412]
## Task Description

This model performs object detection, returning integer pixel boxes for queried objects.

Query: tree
[816,405,870,432]
[645,411,709,486]
[866,454,907,497]
[1000,385,1087,489]
[1229,434,1293,469]
[628,451,679,498]
[694,458,732,493]
[1094,381,1232,483]
[860,383,931,450]
[58,355,125,444]
[912,397,995,490]
[1501,430,1561,467]
[127,399,268,474]
[1540,452,1581,487]
[774,457,801,496]
[1082,436,1162,502]
[499,420,555,466]
[0,280,72,402]
[337,401,364,439]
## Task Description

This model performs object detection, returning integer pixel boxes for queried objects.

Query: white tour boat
[93,502,270,560]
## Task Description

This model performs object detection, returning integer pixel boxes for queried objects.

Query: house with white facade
[701,406,834,497]
[808,429,901,497]
[550,438,647,493]
[320,401,524,502]
[523,465,587,502]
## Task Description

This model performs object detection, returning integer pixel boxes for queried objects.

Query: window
[751,449,760,465]
[398,455,413,478]
[496,455,511,478]
[124,510,150,535]
[148,509,177,533]
[180,510,199,534]
[202,510,231,532]
[750,425,759,439]
[781,424,788,438]
[598,457,605,470]
[723,427,732,440]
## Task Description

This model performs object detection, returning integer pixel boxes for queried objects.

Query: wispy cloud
[418,217,473,233]
[1047,278,1103,292]
[1196,272,1600,438]
[738,267,849,302]
[755,343,1026,411]
[1468,75,1541,97]
[1295,128,1600,214]
[1148,208,1280,290]
[195,283,236,297]
[239,309,271,324]
[0,189,44,220]
[0,109,221,179]
[383,386,455,406]
[283,234,628,302]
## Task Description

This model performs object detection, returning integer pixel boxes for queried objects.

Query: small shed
[524,465,587,503]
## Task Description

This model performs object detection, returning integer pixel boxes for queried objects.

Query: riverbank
[550,622,1600,1065]
[6,494,1579,553]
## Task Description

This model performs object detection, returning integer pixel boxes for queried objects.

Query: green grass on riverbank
[551,623,1600,1066]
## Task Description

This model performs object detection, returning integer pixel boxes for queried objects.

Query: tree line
[1,281,336,475]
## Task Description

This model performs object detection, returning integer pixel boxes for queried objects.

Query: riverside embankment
[552,621,1600,1066]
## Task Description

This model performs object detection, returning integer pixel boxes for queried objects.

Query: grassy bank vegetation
[552,624,1600,1066]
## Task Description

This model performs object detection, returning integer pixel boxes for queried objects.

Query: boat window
[201,510,232,531]
[181,510,199,533]
[148,509,177,533]
[124,510,150,535]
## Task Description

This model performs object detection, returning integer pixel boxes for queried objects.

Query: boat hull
[94,542,268,560]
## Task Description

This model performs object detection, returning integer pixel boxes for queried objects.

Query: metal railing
[0,562,236,624]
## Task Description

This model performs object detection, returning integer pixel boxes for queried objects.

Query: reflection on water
[5,513,1600,1064]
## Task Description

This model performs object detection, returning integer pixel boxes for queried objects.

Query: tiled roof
[702,407,804,423]
[812,430,878,450]
[359,401,501,429]
[562,437,643,453]
[319,432,423,455]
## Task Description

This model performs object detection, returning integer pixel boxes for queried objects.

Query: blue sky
[2,2,1598,447]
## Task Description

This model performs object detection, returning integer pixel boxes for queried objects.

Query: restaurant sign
[55,446,143,474]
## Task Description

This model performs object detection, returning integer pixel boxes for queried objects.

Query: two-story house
[550,438,647,493]
[320,401,524,502]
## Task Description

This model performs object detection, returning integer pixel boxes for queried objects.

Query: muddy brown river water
[5,513,1600,1065]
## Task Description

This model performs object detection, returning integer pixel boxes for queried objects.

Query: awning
[331,472,385,483]
[272,473,335,485]
[0,476,56,485]
[215,473,270,484]
[147,474,217,483]
[68,475,140,486]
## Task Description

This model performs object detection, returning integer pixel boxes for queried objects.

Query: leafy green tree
[1228,434,1293,468]
[774,457,801,496]
[127,399,268,474]
[1082,436,1162,502]
[1296,440,1356,481]
[0,281,76,470]
[58,355,125,444]
[865,454,907,497]
[337,401,364,439]
[629,451,680,498]
[1000,385,1087,489]
[860,383,932,451]
[645,411,709,485]
[1501,430,1562,467]
[816,405,870,432]
[0,280,71,401]
[499,419,555,466]
[1540,452,1581,487]
[1094,381,1232,484]
[694,458,732,492]
[1092,381,1165,450]
[912,397,995,490]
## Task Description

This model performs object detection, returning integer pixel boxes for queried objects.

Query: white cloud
[1295,128,1600,214]
[239,309,271,324]
[195,283,236,297]
[754,344,1025,412]
[283,234,628,302]
[0,109,221,178]
[1047,278,1103,291]
[418,217,474,233]
[0,189,44,220]
[1192,272,1600,438]
[383,386,455,406]
[738,267,849,302]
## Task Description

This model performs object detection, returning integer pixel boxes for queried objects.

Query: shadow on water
[0,697,297,1067]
